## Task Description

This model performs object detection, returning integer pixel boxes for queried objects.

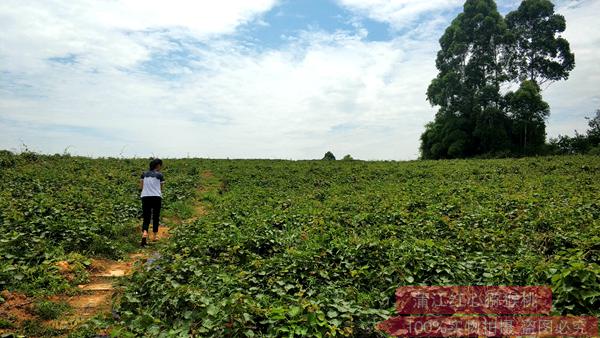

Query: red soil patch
[47,291,113,331]
[193,204,207,217]
[89,259,133,277]
[44,251,151,332]
[78,281,113,291]
[56,260,70,273]
[155,225,170,240]
[0,290,34,332]
[55,260,77,282]
[65,292,112,313]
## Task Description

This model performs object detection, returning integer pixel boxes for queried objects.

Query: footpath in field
[46,170,217,334]
[47,227,171,331]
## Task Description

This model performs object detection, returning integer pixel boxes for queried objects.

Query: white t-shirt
[140,170,164,198]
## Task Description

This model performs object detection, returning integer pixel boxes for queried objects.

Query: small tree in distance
[586,109,600,146]
[322,151,336,161]
[342,154,353,161]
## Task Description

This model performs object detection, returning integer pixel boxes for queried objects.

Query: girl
[139,158,165,246]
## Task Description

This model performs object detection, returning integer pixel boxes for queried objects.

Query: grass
[33,300,71,320]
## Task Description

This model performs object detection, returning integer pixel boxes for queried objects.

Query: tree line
[547,109,600,155]
[420,0,577,159]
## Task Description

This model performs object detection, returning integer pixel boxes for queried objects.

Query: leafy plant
[114,155,599,336]
[2,152,598,336]
[33,300,71,320]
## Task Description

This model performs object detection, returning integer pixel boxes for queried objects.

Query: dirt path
[48,170,215,334]
[47,226,172,332]
[0,170,216,336]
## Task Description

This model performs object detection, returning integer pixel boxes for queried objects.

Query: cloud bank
[1,0,598,159]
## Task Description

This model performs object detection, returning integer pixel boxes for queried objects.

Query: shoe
[141,237,147,247]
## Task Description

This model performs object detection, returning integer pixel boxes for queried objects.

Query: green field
[1,151,599,337]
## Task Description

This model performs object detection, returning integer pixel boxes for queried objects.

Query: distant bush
[322,151,336,161]
[342,154,353,161]
[0,150,15,168]
[20,150,39,162]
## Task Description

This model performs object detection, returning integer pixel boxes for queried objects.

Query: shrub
[33,300,71,320]
[0,150,15,168]
[322,151,336,160]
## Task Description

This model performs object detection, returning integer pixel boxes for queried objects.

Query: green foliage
[322,151,336,161]
[589,146,600,156]
[2,153,598,336]
[0,153,197,295]
[0,150,16,169]
[0,317,15,329]
[33,300,71,320]
[586,109,600,146]
[342,154,354,161]
[424,0,511,159]
[420,118,472,159]
[421,0,575,159]
[549,247,600,314]
[506,80,550,154]
[164,200,194,220]
[22,319,64,337]
[548,109,600,155]
[505,0,575,84]
[110,156,599,336]
[67,316,117,338]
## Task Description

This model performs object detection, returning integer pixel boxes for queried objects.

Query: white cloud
[1,27,437,159]
[0,0,277,71]
[336,0,600,140]
[94,0,276,34]
[0,0,599,160]
[544,0,600,137]
[336,0,464,28]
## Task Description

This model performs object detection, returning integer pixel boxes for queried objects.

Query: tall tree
[423,0,510,159]
[505,0,575,85]
[505,80,550,154]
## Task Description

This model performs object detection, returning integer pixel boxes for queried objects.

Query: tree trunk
[524,123,528,154]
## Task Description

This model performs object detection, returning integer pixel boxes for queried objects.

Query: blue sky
[1,0,599,159]
[240,0,392,46]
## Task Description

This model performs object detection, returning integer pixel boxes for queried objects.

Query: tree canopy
[505,80,549,154]
[420,0,574,159]
[505,0,575,84]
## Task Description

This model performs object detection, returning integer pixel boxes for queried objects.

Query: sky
[0,0,599,160]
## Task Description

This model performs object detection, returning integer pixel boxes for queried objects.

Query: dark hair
[149,158,163,170]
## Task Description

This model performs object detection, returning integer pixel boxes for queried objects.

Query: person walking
[140,158,165,246]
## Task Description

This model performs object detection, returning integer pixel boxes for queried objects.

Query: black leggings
[141,196,162,233]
